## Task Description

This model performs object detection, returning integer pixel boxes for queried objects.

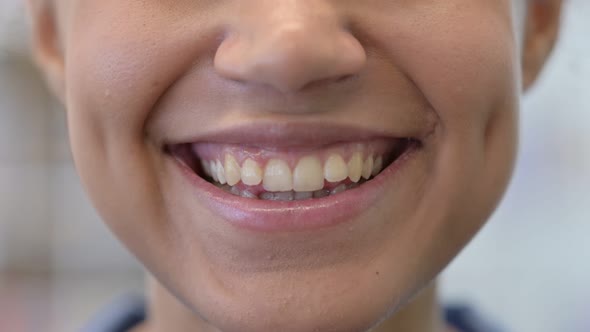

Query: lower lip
[173,144,419,232]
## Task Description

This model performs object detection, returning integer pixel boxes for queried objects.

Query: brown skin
[27,1,562,331]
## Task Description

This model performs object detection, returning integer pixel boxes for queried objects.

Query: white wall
[0,56,52,273]
[0,0,54,272]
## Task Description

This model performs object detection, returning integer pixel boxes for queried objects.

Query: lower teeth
[214,180,367,201]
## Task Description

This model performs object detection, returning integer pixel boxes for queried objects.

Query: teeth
[347,151,363,183]
[224,154,241,186]
[229,185,240,196]
[215,160,226,184]
[293,156,324,192]
[263,159,293,192]
[241,190,257,199]
[361,155,374,180]
[274,192,295,201]
[324,154,348,183]
[330,184,347,195]
[201,151,387,198]
[241,159,263,186]
[201,160,211,177]
[217,183,231,192]
[347,182,360,190]
[260,191,294,201]
[313,189,331,198]
[209,160,219,182]
[259,192,273,200]
[294,191,313,200]
[372,156,383,177]
[224,180,367,201]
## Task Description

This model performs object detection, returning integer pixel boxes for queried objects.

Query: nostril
[213,18,366,94]
[300,74,357,91]
[336,74,353,83]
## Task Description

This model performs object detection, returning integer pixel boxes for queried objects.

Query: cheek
[64,3,219,149]
[361,2,520,269]
[60,5,189,244]
[368,2,519,135]
[409,29,518,135]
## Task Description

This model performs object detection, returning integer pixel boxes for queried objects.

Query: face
[31,0,541,331]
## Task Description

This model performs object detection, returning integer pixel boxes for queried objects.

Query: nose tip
[214,22,367,93]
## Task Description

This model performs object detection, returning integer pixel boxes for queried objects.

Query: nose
[213,1,366,93]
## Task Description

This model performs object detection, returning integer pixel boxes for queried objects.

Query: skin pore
[27,0,562,331]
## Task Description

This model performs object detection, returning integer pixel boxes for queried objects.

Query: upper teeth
[201,152,384,192]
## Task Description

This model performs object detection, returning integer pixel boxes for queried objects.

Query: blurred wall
[0,1,52,273]
[0,55,52,273]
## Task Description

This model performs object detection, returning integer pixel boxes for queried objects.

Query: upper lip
[163,119,435,148]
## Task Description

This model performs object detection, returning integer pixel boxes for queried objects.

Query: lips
[165,123,422,232]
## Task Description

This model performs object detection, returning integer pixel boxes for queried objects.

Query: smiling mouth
[162,122,425,231]
[167,137,416,201]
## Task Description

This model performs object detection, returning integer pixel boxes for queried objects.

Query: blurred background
[0,1,588,331]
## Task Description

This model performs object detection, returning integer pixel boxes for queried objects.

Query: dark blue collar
[83,294,505,332]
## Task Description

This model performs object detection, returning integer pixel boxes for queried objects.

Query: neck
[137,276,446,332]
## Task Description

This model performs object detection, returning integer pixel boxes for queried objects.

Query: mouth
[169,138,413,198]
[165,124,421,232]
